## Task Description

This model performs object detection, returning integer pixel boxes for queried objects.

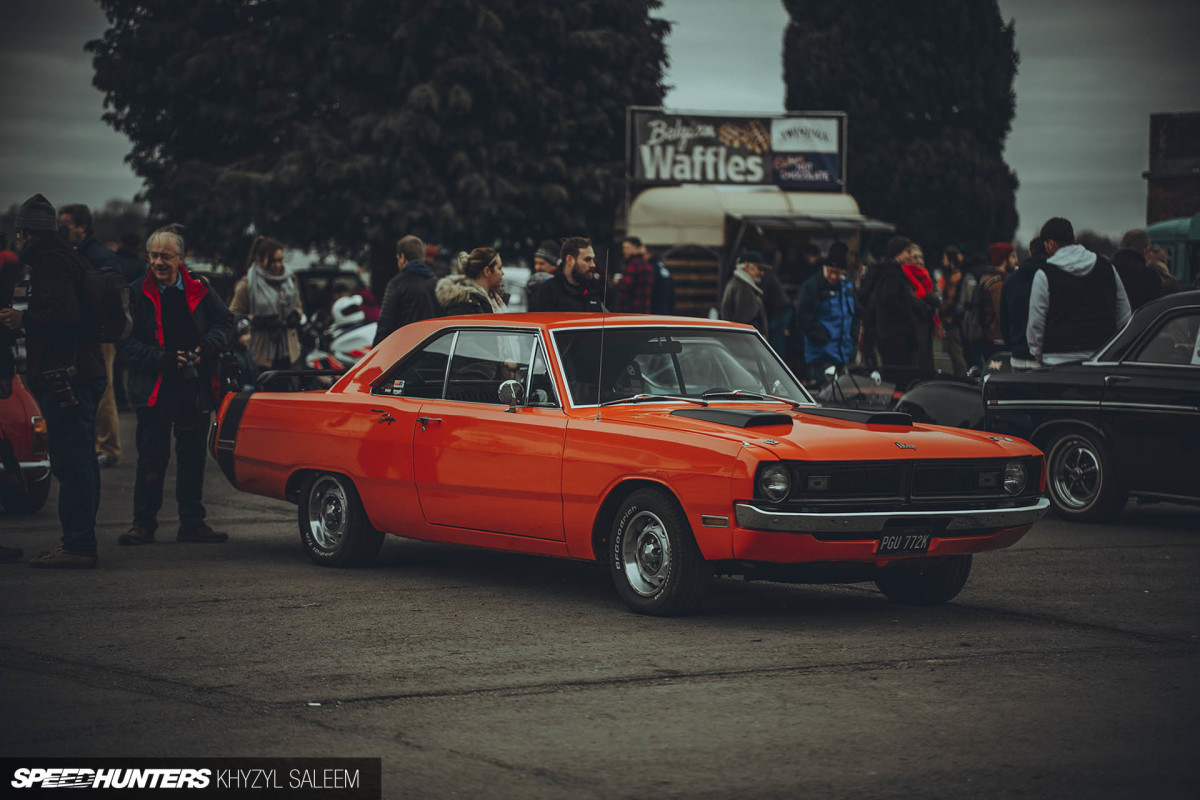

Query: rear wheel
[610,488,711,616]
[298,472,383,567]
[0,474,52,514]
[875,555,972,606]
[1044,429,1126,522]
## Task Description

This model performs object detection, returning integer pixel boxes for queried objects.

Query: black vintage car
[984,291,1200,521]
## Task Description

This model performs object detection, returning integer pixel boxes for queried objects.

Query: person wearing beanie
[979,242,1015,358]
[528,240,560,293]
[0,194,107,568]
[1026,217,1131,366]
[859,234,926,378]
[372,234,439,346]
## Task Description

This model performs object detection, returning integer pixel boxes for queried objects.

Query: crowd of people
[0,189,1192,570]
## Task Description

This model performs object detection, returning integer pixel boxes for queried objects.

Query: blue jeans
[133,401,210,533]
[33,376,106,557]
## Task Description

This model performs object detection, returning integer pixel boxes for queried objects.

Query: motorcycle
[302,295,377,370]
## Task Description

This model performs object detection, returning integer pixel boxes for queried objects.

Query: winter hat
[738,250,768,267]
[534,240,560,265]
[886,236,913,259]
[989,242,1014,266]
[16,193,58,232]
[826,240,849,270]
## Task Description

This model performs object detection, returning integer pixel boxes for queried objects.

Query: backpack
[649,258,674,315]
[81,266,133,342]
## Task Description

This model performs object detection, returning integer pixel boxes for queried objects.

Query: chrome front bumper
[734,497,1051,534]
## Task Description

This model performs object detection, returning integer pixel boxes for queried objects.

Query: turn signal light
[31,416,48,456]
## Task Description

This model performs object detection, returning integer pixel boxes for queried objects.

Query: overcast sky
[2,0,1198,243]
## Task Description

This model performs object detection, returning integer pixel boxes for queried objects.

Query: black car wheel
[1044,429,1126,522]
[875,555,972,605]
[610,488,711,616]
[298,472,384,567]
[0,474,52,514]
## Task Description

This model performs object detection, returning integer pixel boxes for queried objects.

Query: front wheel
[610,488,711,616]
[1044,429,1126,522]
[0,474,52,514]
[875,555,972,605]
[298,472,383,567]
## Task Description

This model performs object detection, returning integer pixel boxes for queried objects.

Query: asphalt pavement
[1,410,1198,799]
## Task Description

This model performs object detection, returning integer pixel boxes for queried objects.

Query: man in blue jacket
[795,253,858,386]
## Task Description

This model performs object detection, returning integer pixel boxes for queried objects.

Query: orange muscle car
[211,315,1048,615]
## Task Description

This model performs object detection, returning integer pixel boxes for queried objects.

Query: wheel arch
[1029,419,1110,452]
[590,478,686,564]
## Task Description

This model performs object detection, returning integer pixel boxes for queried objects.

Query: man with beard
[528,237,605,313]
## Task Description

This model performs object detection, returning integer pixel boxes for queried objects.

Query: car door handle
[416,416,441,430]
[1104,375,1131,385]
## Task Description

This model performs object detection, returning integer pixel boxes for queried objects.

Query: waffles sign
[629,109,844,189]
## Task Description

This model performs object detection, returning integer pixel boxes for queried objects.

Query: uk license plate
[876,526,933,556]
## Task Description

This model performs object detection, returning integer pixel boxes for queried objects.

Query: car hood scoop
[670,408,794,429]
[800,407,913,426]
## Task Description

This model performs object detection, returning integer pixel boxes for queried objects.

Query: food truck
[624,108,894,316]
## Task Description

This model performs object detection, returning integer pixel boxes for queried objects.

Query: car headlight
[1003,460,1027,495]
[758,464,792,502]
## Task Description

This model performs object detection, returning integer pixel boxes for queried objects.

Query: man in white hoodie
[1026,217,1131,366]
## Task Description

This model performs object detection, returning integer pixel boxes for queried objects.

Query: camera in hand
[179,350,201,382]
[42,366,78,408]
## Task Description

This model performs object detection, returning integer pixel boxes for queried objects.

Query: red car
[0,376,50,514]
[211,315,1048,615]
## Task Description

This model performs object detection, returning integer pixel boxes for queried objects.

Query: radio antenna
[594,245,610,420]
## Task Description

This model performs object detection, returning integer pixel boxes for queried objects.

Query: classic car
[985,290,1200,521]
[211,314,1048,615]
[0,376,51,514]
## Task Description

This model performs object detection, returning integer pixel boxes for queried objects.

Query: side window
[528,345,559,407]
[1132,312,1200,366]
[446,331,537,405]
[372,332,454,398]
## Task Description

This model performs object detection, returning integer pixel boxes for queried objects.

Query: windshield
[552,326,813,407]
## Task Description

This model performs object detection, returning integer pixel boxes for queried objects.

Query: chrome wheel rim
[620,511,671,597]
[307,476,348,550]
[1050,436,1101,510]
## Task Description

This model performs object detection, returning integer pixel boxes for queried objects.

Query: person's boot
[118,525,155,546]
[29,547,97,569]
[0,545,23,563]
[177,522,228,543]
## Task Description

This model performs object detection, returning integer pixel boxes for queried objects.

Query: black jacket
[17,234,105,390]
[373,262,439,346]
[527,271,604,313]
[1111,248,1164,311]
[999,257,1043,361]
[119,266,234,410]
[77,235,119,272]
[864,259,924,362]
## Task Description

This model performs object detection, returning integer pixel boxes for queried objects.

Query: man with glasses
[0,194,106,568]
[117,225,234,546]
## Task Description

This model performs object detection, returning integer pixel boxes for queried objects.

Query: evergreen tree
[782,0,1019,254]
[88,0,668,279]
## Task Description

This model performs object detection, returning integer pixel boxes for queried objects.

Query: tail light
[31,416,48,456]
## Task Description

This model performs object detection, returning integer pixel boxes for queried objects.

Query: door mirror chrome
[498,379,525,412]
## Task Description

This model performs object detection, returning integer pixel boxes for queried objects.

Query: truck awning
[628,185,894,247]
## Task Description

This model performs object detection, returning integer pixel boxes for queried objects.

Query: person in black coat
[863,236,927,379]
[0,194,107,567]
[372,234,439,346]
[117,225,234,547]
[528,237,605,313]
[999,238,1046,371]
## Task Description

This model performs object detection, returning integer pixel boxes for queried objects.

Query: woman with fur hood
[437,247,508,315]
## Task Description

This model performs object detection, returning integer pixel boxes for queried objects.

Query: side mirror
[498,379,525,412]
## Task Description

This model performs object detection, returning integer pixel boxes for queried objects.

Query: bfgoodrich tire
[875,555,972,606]
[0,474,52,514]
[1044,429,1126,522]
[610,488,712,616]
[298,472,384,567]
